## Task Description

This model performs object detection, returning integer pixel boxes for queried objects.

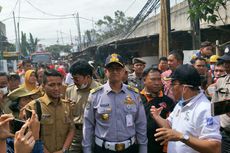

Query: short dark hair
[169,50,184,62]
[43,69,62,84]
[200,41,212,48]
[194,57,207,64]
[215,60,224,67]
[143,67,161,78]
[159,57,168,62]
[0,72,8,80]
[22,59,31,66]
[69,59,93,77]
[8,73,20,81]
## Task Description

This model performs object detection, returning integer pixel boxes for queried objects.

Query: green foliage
[188,0,228,24]
[46,44,72,59]
[84,10,133,43]
[20,32,39,56]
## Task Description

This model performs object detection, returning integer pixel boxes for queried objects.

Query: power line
[25,0,73,17]
[125,0,160,38]
[124,0,137,13]
[1,16,75,22]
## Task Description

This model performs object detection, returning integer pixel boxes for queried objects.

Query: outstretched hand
[0,114,14,140]
[150,106,163,119]
[154,128,183,145]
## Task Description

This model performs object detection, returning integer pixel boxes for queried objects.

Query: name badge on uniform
[126,114,133,127]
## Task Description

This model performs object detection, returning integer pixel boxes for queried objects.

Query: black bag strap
[35,99,42,121]
[35,99,42,138]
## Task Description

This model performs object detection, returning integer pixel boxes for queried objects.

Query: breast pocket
[40,115,54,136]
[96,107,112,125]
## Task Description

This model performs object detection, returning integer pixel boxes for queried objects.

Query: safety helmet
[209,55,219,63]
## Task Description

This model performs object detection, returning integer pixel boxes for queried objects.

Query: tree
[20,31,29,56]
[20,32,39,57]
[28,33,38,52]
[46,44,72,60]
[188,0,228,24]
[84,10,133,44]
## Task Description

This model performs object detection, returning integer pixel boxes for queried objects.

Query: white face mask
[0,87,8,95]
[79,83,88,89]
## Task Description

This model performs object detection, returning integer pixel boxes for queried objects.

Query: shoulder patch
[90,86,103,94]
[127,85,139,93]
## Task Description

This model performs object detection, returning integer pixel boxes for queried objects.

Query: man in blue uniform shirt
[82,53,147,153]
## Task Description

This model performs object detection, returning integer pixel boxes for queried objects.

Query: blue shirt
[82,82,148,153]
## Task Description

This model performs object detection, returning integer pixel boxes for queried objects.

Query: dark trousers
[221,129,230,153]
[94,144,138,153]
[69,125,83,153]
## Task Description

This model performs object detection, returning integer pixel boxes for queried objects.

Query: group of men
[0,41,230,153]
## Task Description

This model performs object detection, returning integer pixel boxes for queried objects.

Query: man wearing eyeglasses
[83,53,147,153]
[151,64,221,153]
[65,59,101,153]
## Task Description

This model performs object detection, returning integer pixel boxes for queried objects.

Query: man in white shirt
[151,64,221,153]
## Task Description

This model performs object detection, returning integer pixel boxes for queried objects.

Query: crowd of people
[0,41,230,153]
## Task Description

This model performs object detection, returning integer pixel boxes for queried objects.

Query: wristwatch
[181,133,190,141]
[62,148,68,153]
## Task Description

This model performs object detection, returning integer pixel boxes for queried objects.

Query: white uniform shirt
[167,92,221,153]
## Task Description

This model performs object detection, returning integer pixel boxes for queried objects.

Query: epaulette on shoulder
[127,85,139,93]
[90,86,103,94]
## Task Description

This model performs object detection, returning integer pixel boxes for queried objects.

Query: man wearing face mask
[0,72,11,114]
[150,64,221,153]
[65,59,101,153]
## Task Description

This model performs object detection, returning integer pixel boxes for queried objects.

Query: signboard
[3,51,19,59]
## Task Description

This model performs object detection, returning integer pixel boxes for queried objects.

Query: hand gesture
[0,114,14,140]
[14,121,35,153]
[150,106,163,119]
[154,128,183,145]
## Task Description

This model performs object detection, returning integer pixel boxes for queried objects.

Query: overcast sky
[0,0,183,46]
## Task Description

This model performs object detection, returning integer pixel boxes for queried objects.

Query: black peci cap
[171,64,201,87]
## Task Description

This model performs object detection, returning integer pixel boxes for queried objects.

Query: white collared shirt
[167,92,221,153]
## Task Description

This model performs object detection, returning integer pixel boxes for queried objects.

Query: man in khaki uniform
[65,60,101,153]
[212,45,230,153]
[128,58,146,90]
[0,72,12,114]
[26,69,75,153]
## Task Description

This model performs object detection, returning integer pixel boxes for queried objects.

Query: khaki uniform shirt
[0,96,12,114]
[212,74,230,131]
[128,72,144,90]
[26,94,74,152]
[65,80,101,124]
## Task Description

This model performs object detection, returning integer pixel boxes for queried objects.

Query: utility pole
[70,30,73,45]
[56,30,59,44]
[159,0,171,57]
[188,0,201,49]
[76,13,82,52]
[17,22,21,52]
[60,30,64,44]
[13,12,19,53]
